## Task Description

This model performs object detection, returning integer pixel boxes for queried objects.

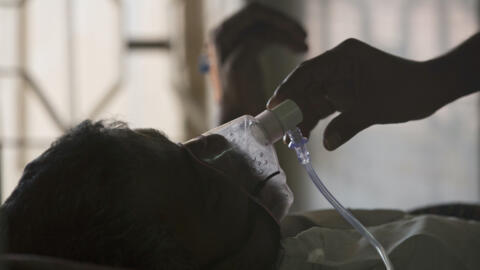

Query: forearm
[427,32,480,102]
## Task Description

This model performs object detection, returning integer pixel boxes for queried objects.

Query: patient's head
[0,121,280,270]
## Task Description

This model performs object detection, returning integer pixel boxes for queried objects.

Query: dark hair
[0,120,197,269]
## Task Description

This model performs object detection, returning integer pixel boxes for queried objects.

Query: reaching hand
[268,38,459,150]
[208,3,308,123]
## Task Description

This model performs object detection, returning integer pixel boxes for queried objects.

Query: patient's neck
[211,208,280,270]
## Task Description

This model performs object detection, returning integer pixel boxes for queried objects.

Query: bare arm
[268,32,480,150]
[427,32,480,101]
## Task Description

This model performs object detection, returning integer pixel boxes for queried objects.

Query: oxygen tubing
[286,128,394,270]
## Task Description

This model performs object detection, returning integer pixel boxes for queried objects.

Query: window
[0,0,192,200]
[299,0,479,210]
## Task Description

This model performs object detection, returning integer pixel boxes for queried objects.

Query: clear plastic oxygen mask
[195,100,302,220]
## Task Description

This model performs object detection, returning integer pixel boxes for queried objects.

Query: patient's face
[133,129,280,266]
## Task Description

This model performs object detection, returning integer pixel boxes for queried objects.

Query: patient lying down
[0,121,479,270]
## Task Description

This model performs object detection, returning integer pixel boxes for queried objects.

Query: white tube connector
[255,100,303,144]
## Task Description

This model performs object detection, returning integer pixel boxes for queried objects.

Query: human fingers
[267,49,338,110]
[323,109,373,151]
[269,80,355,138]
[291,83,335,137]
[324,80,356,112]
[266,56,338,138]
[268,37,366,110]
[267,47,345,118]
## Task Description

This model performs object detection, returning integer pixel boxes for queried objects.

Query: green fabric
[278,210,480,270]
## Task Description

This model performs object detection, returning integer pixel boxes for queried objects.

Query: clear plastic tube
[286,128,394,270]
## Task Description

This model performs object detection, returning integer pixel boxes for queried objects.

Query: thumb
[323,110,373,151]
